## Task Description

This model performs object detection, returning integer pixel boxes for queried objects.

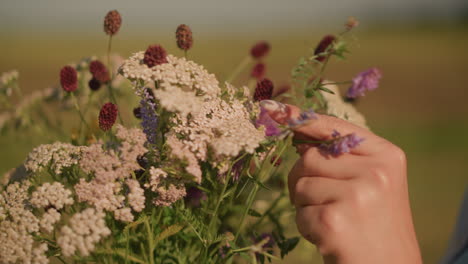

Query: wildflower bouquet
[0,11,381,264]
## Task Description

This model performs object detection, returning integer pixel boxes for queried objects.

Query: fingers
[295,204,344,255]
[260,100,388,156]
[288,152,355,203]
[293,176,347,207]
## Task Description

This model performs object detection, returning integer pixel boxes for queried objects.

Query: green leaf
[248,209,262,217]
[305,88,315,98]
[154,224,184,245]
[123,215,146,233]
[318,86,335,94]
[279,237,300,258]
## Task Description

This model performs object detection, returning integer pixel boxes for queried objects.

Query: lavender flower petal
[256,106,282,137]
[288,109,317,128]
[140,89,158,144]
[346,67,382,98]
[320,130,364,156]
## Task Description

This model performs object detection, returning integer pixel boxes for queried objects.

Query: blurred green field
[1,25,467,263]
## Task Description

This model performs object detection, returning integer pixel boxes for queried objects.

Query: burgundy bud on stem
[314,35,336,62]
[104,10,122,36]
[90,60,111,84]
[99,102,118,131]
[88,78,101,91]
[176,24,193,51]
[60,66,78,92]
[254,78,274,101]
[250,41,270,59]
[251,63,266,80]
[143,45,168,67]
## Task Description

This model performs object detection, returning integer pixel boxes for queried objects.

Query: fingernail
[259,100,286,113]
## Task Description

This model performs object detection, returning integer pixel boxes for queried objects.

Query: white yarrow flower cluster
[126,179,145,212]
[145,167,187,207]
[57,208,111,257]
[39,208,61,233]
[153,84,204,117]
[30,182,74,209]
[75,125,147,222]
[172,97,265,161]
[119,53,220,97]
[0,181,49,264]
[24,142,84,174]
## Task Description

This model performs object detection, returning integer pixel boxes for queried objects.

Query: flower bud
[60,66,78,92]
[89,60,110,83]
[104,10,122,36]
[88,77,101,91]
[143,44,168,67]
[251,63,266,80]
[314,35,336,62]
[345,16,359,31]
[250,41,270,59]
[98,102,118,131]
[176,24,193,51]
[254,78,274,101]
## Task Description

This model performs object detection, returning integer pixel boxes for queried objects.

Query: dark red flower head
[89,60,110,83]
[99,102,118,131]
[176,24,193,51]
[88,77,101,91]
[314,35,336,62]
[251,63,266,80]
[143,44,168,68]
[250,41,270,59]
[60,66,78,92]
[254,78,274,101]
[104,10,122,36]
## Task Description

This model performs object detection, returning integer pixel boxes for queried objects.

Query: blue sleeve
[441,188,468,264]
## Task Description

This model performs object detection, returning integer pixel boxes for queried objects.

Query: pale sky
[0,0,466,33]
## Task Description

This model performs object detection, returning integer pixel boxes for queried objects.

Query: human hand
[261,100,422,264]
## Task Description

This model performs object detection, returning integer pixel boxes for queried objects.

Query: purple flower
[346,67,382,98]
[218,242,231,259]
[287,109,317,128]
[184,187,207,207]
[320,130,364,156]
[256,106,282,137]
[253,233,275,260]
[254,233,275,249]
[140,89,158,144]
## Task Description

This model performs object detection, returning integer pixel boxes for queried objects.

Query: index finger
[260,100,388,156]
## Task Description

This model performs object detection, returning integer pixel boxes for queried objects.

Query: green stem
[124,228,129,264]
[233,138,290,243]
[234,183,259,243]
[321,80,352,86]
[70,92,89,131]
[144,216,155,264]
[230,246,252,253]
[226,56,252,83]
[105,35,124,125]
[293,139,329,144]
[251,192,285,230]
[208,154,246,233]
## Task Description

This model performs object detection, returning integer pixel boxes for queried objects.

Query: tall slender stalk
[70,92,89,131]
[226,56,252,83]
[106,35,124,124]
